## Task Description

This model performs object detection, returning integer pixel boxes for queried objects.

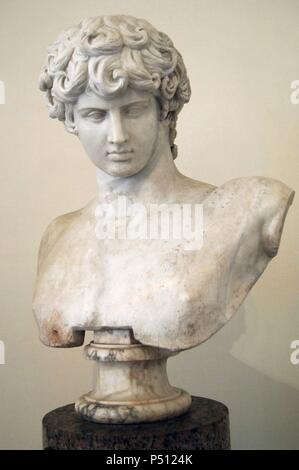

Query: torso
[33,175,294,350]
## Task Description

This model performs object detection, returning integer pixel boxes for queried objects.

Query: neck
[96,126,180,204]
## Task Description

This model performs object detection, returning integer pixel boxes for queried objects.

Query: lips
[107,150,133,162]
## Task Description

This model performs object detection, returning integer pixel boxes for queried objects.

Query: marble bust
[33,15,294,423]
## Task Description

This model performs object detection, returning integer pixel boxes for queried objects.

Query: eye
[84,110,107,122]
[123,103,147,118]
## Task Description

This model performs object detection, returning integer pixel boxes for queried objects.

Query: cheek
[77,123,105,155]
[131,114,159,148]
[144,119,159,153]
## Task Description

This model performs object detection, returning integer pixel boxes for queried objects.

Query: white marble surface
[75,330,191,424]
[33,174,294,351]
[33,15,295,352]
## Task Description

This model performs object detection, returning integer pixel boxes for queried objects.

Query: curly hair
[39,15,191,159]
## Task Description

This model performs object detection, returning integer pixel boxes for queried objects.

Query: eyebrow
[77,98,150,113]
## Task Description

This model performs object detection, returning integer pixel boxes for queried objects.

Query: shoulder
[36,203,93,274]
[177,174,216,202]
[219,175,293,195]
[223,176,294,213]
[220,176,295,257]
[42,210,79,241]
[257,177,295,257]
[36,211,76,272]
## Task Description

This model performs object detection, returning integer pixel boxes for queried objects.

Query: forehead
[75,88,154,110]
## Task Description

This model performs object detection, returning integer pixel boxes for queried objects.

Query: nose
[108,109,128,144]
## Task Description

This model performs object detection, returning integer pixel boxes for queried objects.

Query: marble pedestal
[75,329,191,424]
[43,396,231,450]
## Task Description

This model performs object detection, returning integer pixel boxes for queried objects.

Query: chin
[104,163,144,178]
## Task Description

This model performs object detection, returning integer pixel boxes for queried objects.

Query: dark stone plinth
[43,396,230,450]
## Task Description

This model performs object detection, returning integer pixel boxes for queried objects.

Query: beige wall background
[0,0,298,449]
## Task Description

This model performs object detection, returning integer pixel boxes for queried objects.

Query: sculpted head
[39,15,191,176]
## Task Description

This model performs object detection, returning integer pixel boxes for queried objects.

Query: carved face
[73,88,160,177]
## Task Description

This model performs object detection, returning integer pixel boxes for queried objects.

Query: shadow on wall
[168,303,299,450]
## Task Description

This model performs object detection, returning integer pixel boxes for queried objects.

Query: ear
[64,103,78,135]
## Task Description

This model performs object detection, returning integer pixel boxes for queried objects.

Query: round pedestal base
[75,340,192,424]
[43,396,231,450]
[75,388,191,424]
